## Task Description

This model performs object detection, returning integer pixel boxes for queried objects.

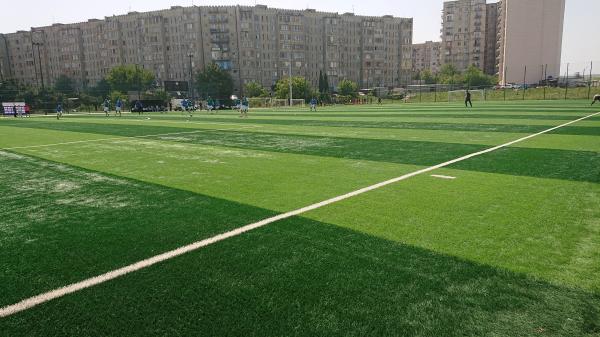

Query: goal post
[448,89,485,102]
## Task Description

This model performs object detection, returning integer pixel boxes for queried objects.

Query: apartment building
[441,0,487,72]
[0,5,414,94]
[412,41,441,74]
[483,2,499,76]
[496,0,565,85]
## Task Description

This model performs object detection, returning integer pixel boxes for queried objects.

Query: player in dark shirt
[465,90,472,108]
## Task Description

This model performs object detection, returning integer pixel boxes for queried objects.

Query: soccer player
[103,98,110,117]
[115,98,123,117]
[188,99,194,118]
[592,94,600,106]
[207,97,214,113]
[465,90,473,108]
[310,97,317,111]
[134,100,143,115]
[240,96,249,118]
[56,103,63,120]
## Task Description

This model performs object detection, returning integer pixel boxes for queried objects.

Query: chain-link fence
[404,60,600,103]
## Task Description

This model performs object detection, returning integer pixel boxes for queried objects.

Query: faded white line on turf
[431,175,456,180]
[1,111,598,318]
[0,125,260,151]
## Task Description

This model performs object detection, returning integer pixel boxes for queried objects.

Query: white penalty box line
[1,111,598,318]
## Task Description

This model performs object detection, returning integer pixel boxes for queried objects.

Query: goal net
[290,99,305,108]
[448,90,485,102]
[248,98,271,108]
[271,99,289,108]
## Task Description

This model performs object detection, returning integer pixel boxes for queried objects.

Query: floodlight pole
[588,61,593,100]
[188,53,194,102]
[543,64,548,100]
[289,50,293,106]
[32,42,45,89]
[522,65,526,100]
[137,64,142,100]
[565,63,569,100]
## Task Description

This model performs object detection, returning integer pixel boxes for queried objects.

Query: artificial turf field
[0,100,599,336]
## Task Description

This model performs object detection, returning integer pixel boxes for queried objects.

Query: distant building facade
[438,0,564,84]
[441,0,487,72]
[0,5,414,94]
[496,0,565,85]
[412,41,441,74]
[483,2,499,76]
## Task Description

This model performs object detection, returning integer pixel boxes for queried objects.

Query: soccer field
[1,100,600,336]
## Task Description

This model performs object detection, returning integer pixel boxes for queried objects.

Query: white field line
[0,111,598,318]
[0,125,259,151]
[431,175,456,180]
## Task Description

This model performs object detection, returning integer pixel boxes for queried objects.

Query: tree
[438,64,463,85]
[145,90,170,103]
[106,65,155,93]
[109,91,127,105]
[195,63,234,100]
[323,73,330,93]
[419,70,438,84]
[86,79,111,98]
[274,76,314,100]
[244,81,269,97]
[338,79,358,97]
[54,75,75,95]
[463,65,496,87]
[318,70,325,93]
[0,79,22,102]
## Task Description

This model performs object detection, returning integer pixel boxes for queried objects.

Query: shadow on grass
[1,216,599,336]
[0,151,277,307]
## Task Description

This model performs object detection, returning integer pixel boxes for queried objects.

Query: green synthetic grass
[1,101,599,336]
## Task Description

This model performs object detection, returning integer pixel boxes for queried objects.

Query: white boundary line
[431,174,456,180]
[1,111,598,318]
[1,125,259,151]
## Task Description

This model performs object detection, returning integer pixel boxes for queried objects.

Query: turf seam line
[0,126,259,151]
[1,111,598,318]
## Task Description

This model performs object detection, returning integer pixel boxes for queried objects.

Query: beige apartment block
[497,0,565,85]
[441,0,487,72]
[412,41,441,74]
[0,5,413,94]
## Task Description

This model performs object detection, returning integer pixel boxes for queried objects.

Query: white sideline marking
[431,175,456,180]
[0,125,259,151]
[1,111,598,318]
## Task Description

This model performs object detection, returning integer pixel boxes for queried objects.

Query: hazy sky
[1,0,597,67]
